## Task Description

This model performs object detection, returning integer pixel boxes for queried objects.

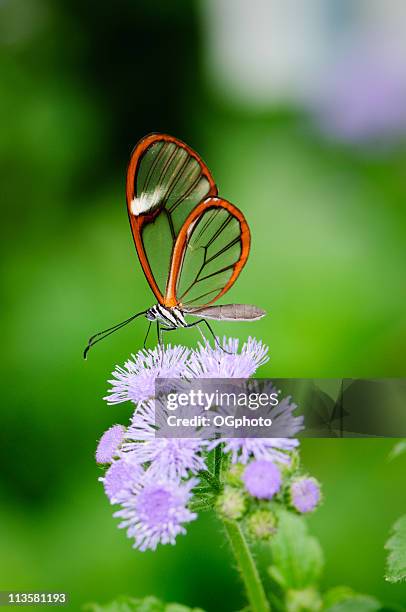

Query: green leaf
[166,606,205,612]
[188,491,217,512]
[83,596,163,612]
[388,439,406,461]
[83,595,205,612]
[267,510,324,590]
[285,587,323,611]
[322,587,356,607]
[324,596,380,611]
[323,587,381,611]
[385,514,406,583]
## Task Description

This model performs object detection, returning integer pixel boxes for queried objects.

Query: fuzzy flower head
[115,476,198,551]
[96,425,126,464]
[121,400,207,480]
[101,458,143,503]
[187,337,269,379]
[243,460,282,499]
[254,386,304,438]
[210,437,299,466]
[208,383,303,465]
[289,476,322,514]
[104,345,190,405]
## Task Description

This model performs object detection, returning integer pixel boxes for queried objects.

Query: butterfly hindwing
[165,197,250,308]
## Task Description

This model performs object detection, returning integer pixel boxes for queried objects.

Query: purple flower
[122,401,207,480]
[207,386,302,464]
[104,345,190,405]
[96,424,125,464]
[290,476,321,513]
[187,337,269,379]
[243,460,282,499]
[214,384,304,438]
[209,437,299,465]
[101,458,143,503]
[315,42,406,144]
[114,476,198,551]
[260,392,304,438]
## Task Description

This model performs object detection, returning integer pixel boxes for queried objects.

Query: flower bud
[225,463,245,487]
[248,509,277,541]
[217,486,246,520]
[289,476,322,514]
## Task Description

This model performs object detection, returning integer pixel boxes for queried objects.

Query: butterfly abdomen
[184,304,266,321]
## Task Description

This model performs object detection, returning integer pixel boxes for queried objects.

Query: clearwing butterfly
[84,133,265,358]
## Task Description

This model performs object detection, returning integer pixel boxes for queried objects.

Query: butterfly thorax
[146,304,188,328]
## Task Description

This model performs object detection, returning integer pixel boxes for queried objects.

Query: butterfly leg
[184,319,231,354]
[157,322,177,347]
[143,320,152,349]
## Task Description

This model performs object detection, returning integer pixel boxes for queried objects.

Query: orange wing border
[164,197,251,308]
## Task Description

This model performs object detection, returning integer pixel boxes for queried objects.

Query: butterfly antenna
[83,310,147,359]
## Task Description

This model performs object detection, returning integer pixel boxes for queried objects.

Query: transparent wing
[165,197,250,308]
[126,134,217,303]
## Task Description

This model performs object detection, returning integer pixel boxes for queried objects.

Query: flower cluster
[216,456,322,539]
[96,337,320,551]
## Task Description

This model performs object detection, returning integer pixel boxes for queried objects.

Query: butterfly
[84,133,265,358]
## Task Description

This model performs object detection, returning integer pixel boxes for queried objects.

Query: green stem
[214,442,222,479]
[222,519,270,612]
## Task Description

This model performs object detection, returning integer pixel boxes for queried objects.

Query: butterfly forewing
[140,212,173,294]
[126,134,217,303]
[165,197,250,308]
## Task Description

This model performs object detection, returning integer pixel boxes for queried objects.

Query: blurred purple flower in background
[202,1,406,146]
[315,42,406,144]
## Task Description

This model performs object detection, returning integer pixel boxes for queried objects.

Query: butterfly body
[145,303,266,327]
[84,133,265,358]
[146,304,188,327]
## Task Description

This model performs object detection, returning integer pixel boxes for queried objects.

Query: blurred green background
[1,0,405,610]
